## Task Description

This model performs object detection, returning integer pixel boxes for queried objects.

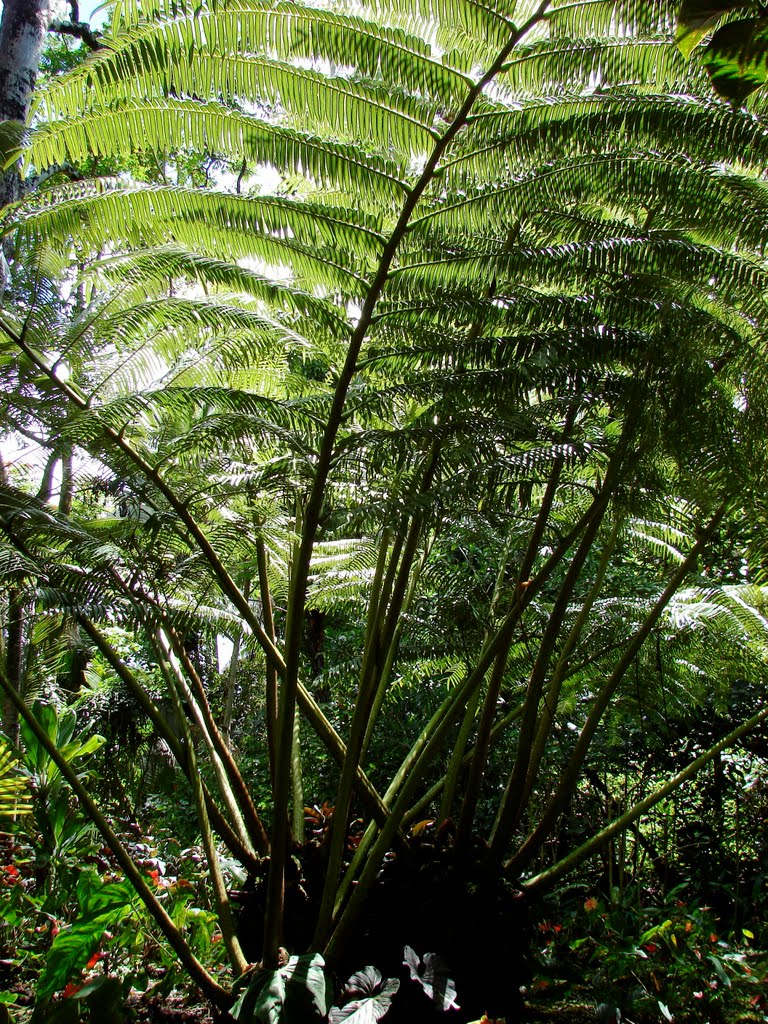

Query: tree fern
[4,0,768,1004]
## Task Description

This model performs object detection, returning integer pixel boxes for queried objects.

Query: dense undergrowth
[2,715,767,1024]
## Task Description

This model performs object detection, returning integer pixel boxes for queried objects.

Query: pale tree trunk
[0,0,51,209]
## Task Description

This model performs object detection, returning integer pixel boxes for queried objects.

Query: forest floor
[5,988,768,1024]
[111,994,608,1023]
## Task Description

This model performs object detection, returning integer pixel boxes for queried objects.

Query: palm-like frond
[0,740,32,818]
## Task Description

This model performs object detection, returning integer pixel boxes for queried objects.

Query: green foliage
[10,704,105,906]
[0,738,31,817]
[36,872,138,1002]
[534,890,768,1023]
[18,703,105,782]
[231,954,330,1024]
[675,0,768,103]
[675,0,754,58]
[4,0,768,1010]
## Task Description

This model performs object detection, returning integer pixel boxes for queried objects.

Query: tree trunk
[0,0,50,209]
[2,590,24,743]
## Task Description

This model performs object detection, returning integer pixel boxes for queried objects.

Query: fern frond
[35,4,468,122]
[448,94,768,189]
[9,183,375,294]
[352,0,518,65]
[94,247,350,336]
[547,0,676,40]
[499,36,685,94]
[28,100,410,206]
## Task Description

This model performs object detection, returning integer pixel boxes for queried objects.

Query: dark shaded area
[234,825,532,1024]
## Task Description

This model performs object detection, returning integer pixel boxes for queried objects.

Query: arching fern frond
[8,184,374,295]
[94,247,351,337]
[27,100,410,207]
[34,3,467,124]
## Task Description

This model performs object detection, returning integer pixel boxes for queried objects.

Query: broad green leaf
[704,16,768,103]
[707,953,732,987]
[37,880,136,1000]
[675,0,756,59]
[231,954,329,1024]
[58,734,107,761]
[231,969,285,1024]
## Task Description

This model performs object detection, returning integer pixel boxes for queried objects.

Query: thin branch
[48,18,102,50]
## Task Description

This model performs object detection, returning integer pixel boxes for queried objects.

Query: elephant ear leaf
[675,0,757,58]
[403,946,460,1012]
[703,16,768,103]
[328,966,400,1024]
[230,954,329,1024]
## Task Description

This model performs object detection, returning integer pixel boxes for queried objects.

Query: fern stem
[78,616,261,873]
[489,461,619,856]
[360,543,429,762]
[291,705,305,843]
[505,499,728,876]
[454,424,572,849]
[328,525,434,924]
[161,624,270,856]
[98,564,270,855]
[311,504,429,948]
[404,700,525,826]
[222,624,242,746]
[331,470,624,926]
[256,537,279,789]
[518,517,621,822]
[439,684,482,824]
[452,651,505,851]
[152,629,255,857]
[523,690,768,892]
[153,632,249,977]
[223,579,249,746]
